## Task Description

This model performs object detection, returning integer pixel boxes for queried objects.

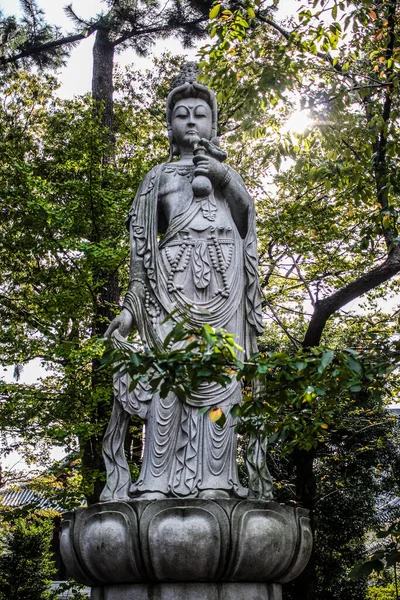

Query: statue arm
[105,178,151,338]
[105,194,148,340]
[119,227,147,331]
[193,147,251,238]
[220,167,251,238]
[106,166,161,342]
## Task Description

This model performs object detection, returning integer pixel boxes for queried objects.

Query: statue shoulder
[142,163,163,186]
[126,164,163,229]
[135,164,166,198]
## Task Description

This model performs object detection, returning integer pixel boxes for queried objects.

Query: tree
[0,58,177,502]
[0,517,57,600]
[0,0,215,503]
[1,0,213,132]
[2,1,400,597]
[198,0,400,597]
[101,296,400,599]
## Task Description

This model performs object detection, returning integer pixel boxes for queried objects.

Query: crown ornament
[171,62,199,89]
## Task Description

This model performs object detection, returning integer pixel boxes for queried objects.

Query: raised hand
[193,152,227,187]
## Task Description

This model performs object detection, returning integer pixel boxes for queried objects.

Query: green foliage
[270,392,399,600]
[0,518,57,600]
[103,317,399,455]
[367,584,398,600]
[351,519,400,579]
[53,581,88,600]
[0,59,174,500]
[0,1,70,71]
[198,3,400,598]
[199,0,400,344]
[1,1,400,596]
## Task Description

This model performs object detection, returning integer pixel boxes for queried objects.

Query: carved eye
[174,107,189,119]
[194,108,208,118]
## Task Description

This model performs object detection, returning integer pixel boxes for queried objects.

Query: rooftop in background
[0,485,65,512]
[0,483,85,513]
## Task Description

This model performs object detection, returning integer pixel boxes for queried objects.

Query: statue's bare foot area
[198,489,230,499]
[137,491,168,500]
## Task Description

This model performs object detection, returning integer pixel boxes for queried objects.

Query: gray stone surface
[61,64,313,600]
[90,582,282,600]
[101,62,272,502]
[60,499,312,587]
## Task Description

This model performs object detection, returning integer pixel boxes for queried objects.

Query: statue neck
[177,151,195,164]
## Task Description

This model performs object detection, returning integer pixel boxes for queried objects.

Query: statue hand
[105,308,134,339]
[198,138,227,162]
[193,153,227,187]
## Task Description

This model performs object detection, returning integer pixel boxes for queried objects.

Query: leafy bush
[0,518,57,600]
[367,584,398,600]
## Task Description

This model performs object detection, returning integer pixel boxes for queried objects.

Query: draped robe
[100,162,264,501]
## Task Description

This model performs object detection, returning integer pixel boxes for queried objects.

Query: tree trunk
[92,27,115,138]
[289,448,317,600]
[81,25,121,505]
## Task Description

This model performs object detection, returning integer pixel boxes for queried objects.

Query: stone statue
[61,64,313,600]
[101,62,270,502]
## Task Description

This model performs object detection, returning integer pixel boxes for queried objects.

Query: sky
[8,0,393,479]
[0,0,300,97]
[0,0,203,97]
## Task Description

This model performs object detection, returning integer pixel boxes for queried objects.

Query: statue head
[166,62,218,160]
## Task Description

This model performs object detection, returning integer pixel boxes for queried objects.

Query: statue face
[171,97,212,152]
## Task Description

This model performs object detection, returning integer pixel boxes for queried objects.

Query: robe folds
[100,163,264,501]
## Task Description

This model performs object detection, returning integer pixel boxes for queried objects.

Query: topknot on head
[171,62,199,89]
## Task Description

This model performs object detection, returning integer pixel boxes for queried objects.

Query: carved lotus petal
[60,499,312,587]
[148,507,220,580]
[140,500,230,581]
[77,511,140,583]
[60,512,98,587]
[229,507,296,581]
[278,513,313,583]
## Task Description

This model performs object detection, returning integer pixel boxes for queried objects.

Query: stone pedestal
[90,582,282,600]
[60,499,312,600]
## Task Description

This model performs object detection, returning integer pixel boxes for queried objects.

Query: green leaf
[209,4,221,19]
[320,350,334,370]
[386,551,400,567]
[345,355,362,375]
[349,560,384,579]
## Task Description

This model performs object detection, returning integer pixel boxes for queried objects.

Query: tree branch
[263,293,301,348]
[0,26,99,66]
[373,0,397,250]
[112,17,206,46]
[303,245,400,346]
[257,13,344,74]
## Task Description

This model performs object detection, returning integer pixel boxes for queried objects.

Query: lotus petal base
[91,582,282,600]
[61,499,312,599]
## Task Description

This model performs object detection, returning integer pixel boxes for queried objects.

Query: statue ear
[168,143,179,162]
[167,128,179,161]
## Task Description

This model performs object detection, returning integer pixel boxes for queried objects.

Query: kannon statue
[101,63,270,502]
